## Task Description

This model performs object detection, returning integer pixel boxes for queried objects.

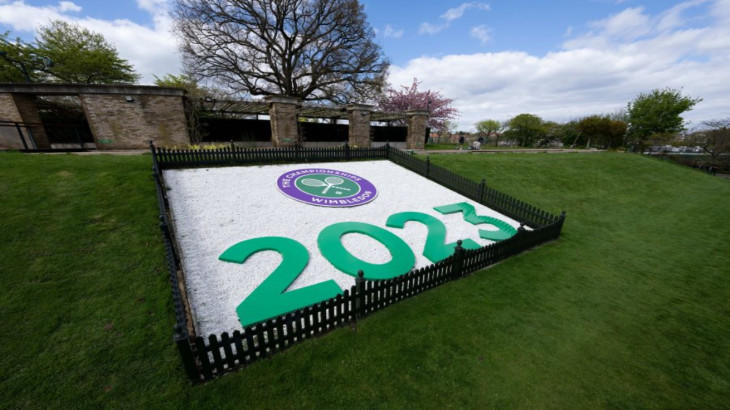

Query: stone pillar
[266,95,300,147]
[0,93,51,148]
[0,93,21,122]
[0,93,23,149]
[406,110,429,149]
[79,93,189,149]
[346,104,373,148]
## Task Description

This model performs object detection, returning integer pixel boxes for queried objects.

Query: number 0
[318,222,415,280]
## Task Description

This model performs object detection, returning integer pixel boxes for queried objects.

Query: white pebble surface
[164,161,520,336]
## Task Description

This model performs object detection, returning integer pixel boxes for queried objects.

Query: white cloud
[0,0,180,84]
[58,1,82,13]
[390,0,730,131]
[419,22,446,35]
[441,2,490,21]
[470,25,493,44]
[656,0,705,32]
[383,24,404,39]
[420,2,491,35]
[566,0,710,48]
[589,7,651,40]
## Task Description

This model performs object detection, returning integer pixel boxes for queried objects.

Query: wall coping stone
[0,83,185,96]
[346,104,375,112]
[265,95,301,105]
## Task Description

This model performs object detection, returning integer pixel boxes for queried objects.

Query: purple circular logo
[277,168,378,207]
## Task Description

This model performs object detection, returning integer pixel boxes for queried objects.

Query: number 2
[219,237,342,327]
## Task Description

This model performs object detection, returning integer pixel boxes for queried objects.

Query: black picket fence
[153,142,388,169]
[150,142,566,382]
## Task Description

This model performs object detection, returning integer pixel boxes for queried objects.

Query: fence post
[479,178,486,202]
[149,140,159,173]
[296,143,301,162]
[355,270,365,320]
[452,240,464,280]
[556,210,567,237]
[425,156,430,178]
[159,216,173,249]
[385,141,390,159]
[174,324,200,383]
[344,141,351,161]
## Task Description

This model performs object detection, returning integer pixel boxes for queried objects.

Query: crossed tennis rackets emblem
[299,176,352,194]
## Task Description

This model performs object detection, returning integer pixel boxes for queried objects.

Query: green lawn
[425,143,581,150]
[1,151,729,409]
[426,143,460,150]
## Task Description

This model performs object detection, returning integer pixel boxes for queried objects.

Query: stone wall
[0,93,50,148]
[0,93,23,149]
[0,93,22,122]
[406,111,429,149]
[267,96,300,147]
[347,104,373,148]
[79,93,189,149]
[0,84,424,151]
[0,84,189,150]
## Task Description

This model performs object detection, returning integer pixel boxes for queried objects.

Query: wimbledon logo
[276,168,377,207]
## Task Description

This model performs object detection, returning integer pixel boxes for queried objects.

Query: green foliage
[578,115,609,147]
[541,120,563,146]
[507,113,544,146]
[626,88,701,151]
[154,73,203,98]
[475,119,503,146]
[35,20,139,84]
[0,31,41,82]
[2,152,730,408]
[4,20,140,84]
[609,119,628,148]
[577,115,627,149]
[475,119,501,135]
[559,119,581,146]
[560,115,628,149]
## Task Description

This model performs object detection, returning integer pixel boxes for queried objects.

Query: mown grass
[1,151,728,409]
[426,143,461,150]
[425,143,579,150]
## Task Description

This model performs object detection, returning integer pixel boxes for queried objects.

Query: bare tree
[687,119,730,160]
[172,0,389,104]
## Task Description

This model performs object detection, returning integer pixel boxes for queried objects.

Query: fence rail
[154,143,388,168]
[150,142,566,382]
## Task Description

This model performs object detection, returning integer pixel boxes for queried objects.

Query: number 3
[386,212,481,262]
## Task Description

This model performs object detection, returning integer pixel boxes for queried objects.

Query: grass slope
[1,152,728,409]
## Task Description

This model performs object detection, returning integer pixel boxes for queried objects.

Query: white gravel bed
[163,161,520,337]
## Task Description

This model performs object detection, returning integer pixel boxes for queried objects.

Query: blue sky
[1,0,729,130]
[365,0,683,63]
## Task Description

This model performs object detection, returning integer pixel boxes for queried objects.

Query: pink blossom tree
[377,78,459,131]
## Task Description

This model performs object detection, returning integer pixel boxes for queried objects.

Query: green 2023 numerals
[219,202,517,327]
[219,237,342,328]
